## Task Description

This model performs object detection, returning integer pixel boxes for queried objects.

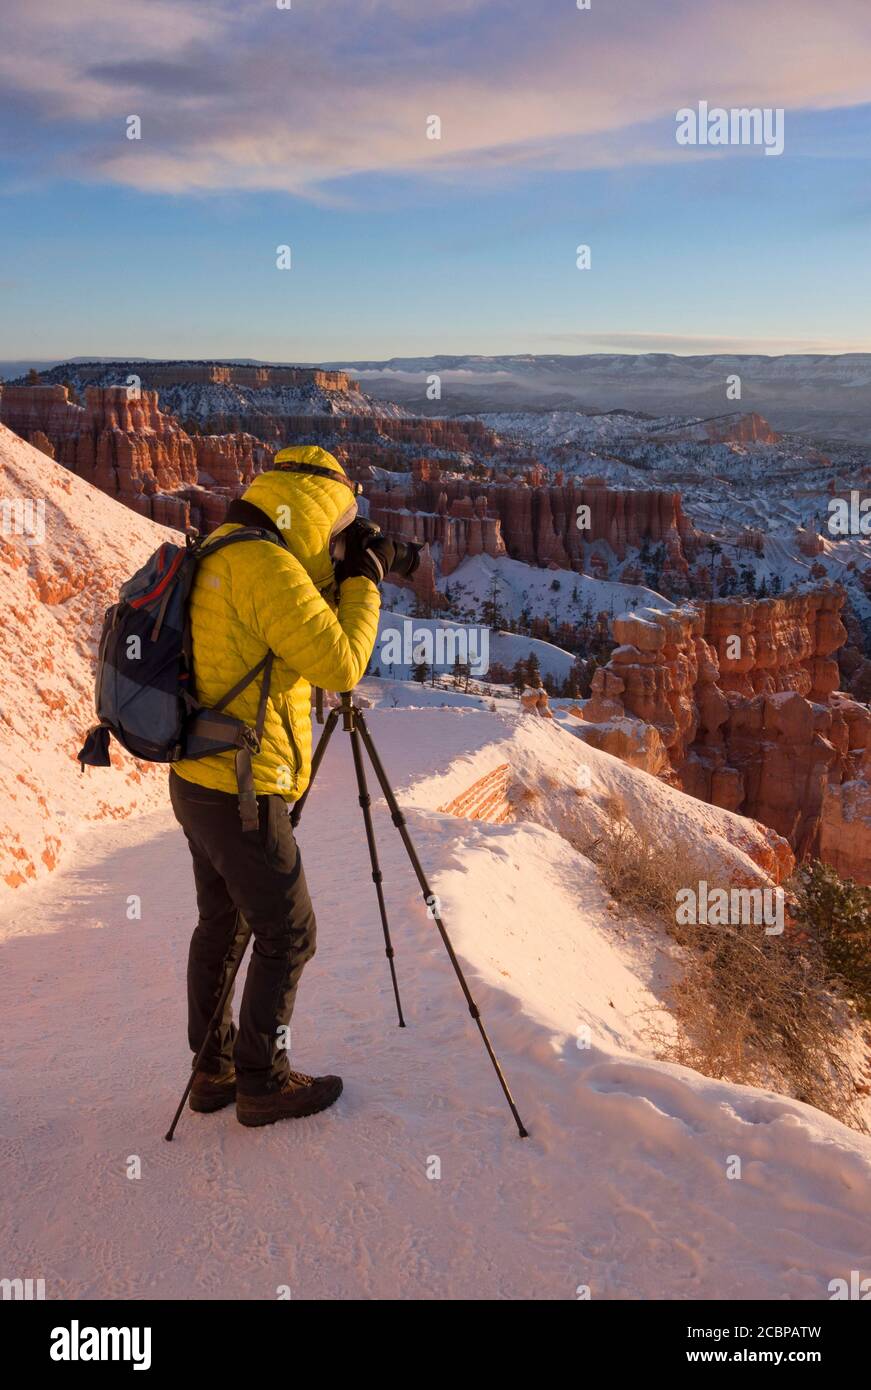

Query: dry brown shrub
[584,818,866,1131]
[600,791,628,824]
[664,919,863,1129]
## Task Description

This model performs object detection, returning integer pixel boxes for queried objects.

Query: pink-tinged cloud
[1,0,870,195]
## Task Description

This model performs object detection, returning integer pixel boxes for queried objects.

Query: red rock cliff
[579,587,871,880]
[0,384,273,532]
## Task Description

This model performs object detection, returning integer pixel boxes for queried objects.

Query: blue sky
[2,0,870,360]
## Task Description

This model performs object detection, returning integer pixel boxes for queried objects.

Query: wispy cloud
[1,0,871,197]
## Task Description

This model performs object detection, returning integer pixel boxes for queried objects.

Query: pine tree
[794,861,871,1017]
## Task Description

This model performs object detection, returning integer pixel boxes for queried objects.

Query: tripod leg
[164,925,252,1141]
[291,707,340,829]
[348,725,405,1027]
[353,710,529,1138]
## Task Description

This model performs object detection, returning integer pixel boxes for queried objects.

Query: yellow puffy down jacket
[172,446,380,801]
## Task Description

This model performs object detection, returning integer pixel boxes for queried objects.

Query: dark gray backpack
[77,523,285,830]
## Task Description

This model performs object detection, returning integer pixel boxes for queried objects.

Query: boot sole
[236,1081,343,1127]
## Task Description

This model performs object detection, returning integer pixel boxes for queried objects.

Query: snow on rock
[0,423,176,899]
[404,704,793,887]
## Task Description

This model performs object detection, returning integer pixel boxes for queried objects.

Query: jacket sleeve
[241,550,381,692]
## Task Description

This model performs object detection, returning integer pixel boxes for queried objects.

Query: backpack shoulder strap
[197,525,287,560]
[182,525,282,702]
[210,651,272,715]
[185,522,281,830]
[186,652,275,833]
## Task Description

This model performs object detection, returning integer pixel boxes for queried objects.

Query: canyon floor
[3,698,871,1301]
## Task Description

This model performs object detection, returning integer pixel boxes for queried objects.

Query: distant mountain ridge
[322,353,871,441]
[8,353,871,440]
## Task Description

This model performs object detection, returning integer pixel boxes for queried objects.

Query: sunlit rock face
[576,588,871,881]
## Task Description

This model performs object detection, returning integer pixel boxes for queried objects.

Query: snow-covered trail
[3,710,871,1301]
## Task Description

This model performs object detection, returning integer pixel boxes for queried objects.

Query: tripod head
[313,686,359,730]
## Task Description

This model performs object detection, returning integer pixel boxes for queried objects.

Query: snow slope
[2,693,870,1301]
[374,608,577,682]
[435,552,673,622]
[378,553,672,681]
[0,425,176,899]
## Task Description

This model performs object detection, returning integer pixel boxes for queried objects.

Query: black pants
[169,771,317,1095]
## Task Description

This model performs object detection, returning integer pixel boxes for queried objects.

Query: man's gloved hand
[335,530,397,585]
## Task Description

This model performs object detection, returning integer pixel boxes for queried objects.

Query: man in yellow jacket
[169,445,387,1127]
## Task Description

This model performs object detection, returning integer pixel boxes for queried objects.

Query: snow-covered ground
[374,607,577,682]
[2,694,871,1301]
[381,552,672,653]
[437,552,673,623]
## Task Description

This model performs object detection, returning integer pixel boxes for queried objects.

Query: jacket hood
[241,445,357,589]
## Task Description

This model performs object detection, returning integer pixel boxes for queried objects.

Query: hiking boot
[189,1068,237,1114]
[236,1069,343,1127]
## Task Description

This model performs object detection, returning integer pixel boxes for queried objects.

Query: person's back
[169,445,384,1126]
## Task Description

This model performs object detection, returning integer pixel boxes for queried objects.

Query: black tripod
[166,690,528,1140]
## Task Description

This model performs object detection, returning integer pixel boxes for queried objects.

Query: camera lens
[391,540,423,579]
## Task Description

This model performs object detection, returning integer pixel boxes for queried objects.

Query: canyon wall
[367,473,697,579]
[652,412,781,446]
[367,487,507,576]
[0,384,271,531]
[2,385,686,584]
[578,587,871,881]
[203,411,500,451]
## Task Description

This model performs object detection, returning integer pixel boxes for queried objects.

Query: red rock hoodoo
[0,384,272,531]
[367,475,697,577]
[578,587,871,880]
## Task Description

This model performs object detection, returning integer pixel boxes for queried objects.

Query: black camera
[332,517,422,580]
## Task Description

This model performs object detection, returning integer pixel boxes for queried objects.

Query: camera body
[331,516,422,581]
